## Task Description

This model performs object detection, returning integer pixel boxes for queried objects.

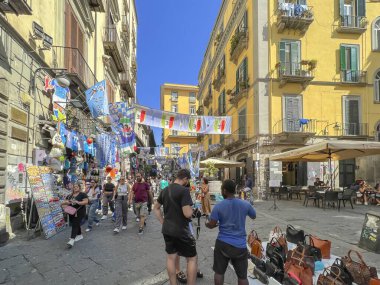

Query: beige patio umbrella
[270,140,380,188]
[200,157,245,168]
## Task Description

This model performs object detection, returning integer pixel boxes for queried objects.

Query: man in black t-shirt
[153,169,197,285]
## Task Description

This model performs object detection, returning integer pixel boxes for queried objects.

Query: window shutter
[279,41,286,63]
[349,100,359,125]
[351,46,358,71]
[339,0,345,16]
[357,0,365,17]
[340,46,346,71]
[236,67,240,93]
[243,57,248,81]
[290,42,300,64]
[375,79,380,102]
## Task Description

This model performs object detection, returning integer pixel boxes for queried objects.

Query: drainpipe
[94,12,97,77]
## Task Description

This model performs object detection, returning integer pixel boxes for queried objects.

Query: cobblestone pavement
[1,199,379,285]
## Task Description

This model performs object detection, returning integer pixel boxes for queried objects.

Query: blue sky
[135,0,222,146]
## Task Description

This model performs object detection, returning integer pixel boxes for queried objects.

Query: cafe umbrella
[270,140,380,189]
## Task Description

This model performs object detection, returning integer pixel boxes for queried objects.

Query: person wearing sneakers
[61,182,88,248]
[113,177,130,233]
[85,180,101,232]
[129,173,152,234]
[101,176,115,220]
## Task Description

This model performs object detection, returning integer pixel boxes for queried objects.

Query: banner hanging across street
[133,104,232,134]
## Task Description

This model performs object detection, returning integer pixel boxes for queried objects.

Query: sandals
[176,271,187,284]
[176,270,203,283]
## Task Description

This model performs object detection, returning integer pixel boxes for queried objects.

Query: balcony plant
[205,162,218,178]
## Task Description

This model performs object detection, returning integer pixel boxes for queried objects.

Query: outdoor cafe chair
[321,191,339,210]
[278,186,289,200]
[338,188,355,211]
[289,186,302,200]
[304,190,319,207]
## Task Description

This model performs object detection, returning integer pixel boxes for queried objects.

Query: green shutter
[236,67,240,93]
[340,45,346,71]
[279,41,286,64]
[243,57,248,81]
[339,0,345,16]
[357,0,365,17]
[351,46,358,71]
[290,42,300,64]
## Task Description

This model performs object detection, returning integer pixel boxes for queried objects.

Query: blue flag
[85,80,109,118]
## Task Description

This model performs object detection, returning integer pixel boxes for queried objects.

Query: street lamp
[28,67,70,162]
[322,122,340,136]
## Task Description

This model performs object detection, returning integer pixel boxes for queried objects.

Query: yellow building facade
[198,0,380,188]
[160,83,199,155]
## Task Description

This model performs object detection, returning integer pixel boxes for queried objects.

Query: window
[218,55,225,77]
[279,40,300,76]
[171,130,178,136]
[343,96,361,135]
[236,57,248,93]
[190,105,196,115]
[283,96,302,132]
[171,91,178,101]
[373,18,380,51]
[375,121,380,141]
[220,134,225,145]
[238,10,248,32]
[238,108,246,140]
[218,90,226,115]
[340,44,359,82]
[339,0,366,28]
[375,70,380,102]
[189,92,196,103]
[171,143,180,154]
[171,104,178,113]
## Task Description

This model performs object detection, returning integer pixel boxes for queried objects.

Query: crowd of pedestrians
[61,166,257,285]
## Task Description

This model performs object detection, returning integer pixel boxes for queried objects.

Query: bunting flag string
[134,104,231,134]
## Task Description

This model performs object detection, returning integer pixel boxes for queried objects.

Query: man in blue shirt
[206,179,256,285]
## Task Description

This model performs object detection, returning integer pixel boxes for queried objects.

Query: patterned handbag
[341,250,378,285]
[317,266,345,285]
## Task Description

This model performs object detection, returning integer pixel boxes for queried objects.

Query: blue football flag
[85,80,109,118]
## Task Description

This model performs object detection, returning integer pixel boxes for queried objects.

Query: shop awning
[270,140,380,162]
[200,157,245,168]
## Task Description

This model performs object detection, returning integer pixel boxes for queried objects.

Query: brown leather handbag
[287,244,315,273]
[269,225,288,253]
[341,250,378,285]
[317,266,345,285]
[310,235,332,259]
[370,278,380,285]
[247,230,263,258]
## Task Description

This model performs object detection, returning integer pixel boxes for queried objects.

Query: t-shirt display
[157,183,193,238]
[26,166,66,239]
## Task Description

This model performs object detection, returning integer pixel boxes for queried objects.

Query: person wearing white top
[85,180,101,232]
[113,177,130,233]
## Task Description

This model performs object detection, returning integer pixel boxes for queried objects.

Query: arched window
[373,17,380,51]
[375,70,380,102]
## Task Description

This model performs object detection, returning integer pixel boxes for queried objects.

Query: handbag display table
[247,242,341,285]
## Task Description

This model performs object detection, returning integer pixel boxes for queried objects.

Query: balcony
[340,70,367,85]
[197,106,204,115]
[277,62,315,88]
[203,92,212,107]
[0,0,32,15]
[88,0,105,12]
[273,118,317,144]
[212,69,226,91]
[52,46,97,91]
[170,96,178,102]
[229,80,249,105]
[103,27,126,72]
[119,72,135,98]
[225,128,248,150]
[337,16,368,34]
[340,123,368,137]
[229,28,248,63]
[277,3,314,33]
[122,15,130,33]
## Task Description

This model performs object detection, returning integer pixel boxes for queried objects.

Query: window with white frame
[373,17,380,51]
[171,104,178,113]
[189,92,196,103]
[375,70,380,102]
[171,91,178,101]
[190,105,196,115]
[171,143,180,154]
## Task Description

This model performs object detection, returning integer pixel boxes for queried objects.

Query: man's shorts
[163,234,197,258]
[213,239,248,280]
[135,202,148,217]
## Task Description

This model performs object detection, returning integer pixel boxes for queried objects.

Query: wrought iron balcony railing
[229,28,248,63]
[340,70,367,85]
[277,3,314,33]
[277,62,315,87]
[337,15,368,34]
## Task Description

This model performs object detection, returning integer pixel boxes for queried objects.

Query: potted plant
[308,60,317,71]
[206,162,218,178]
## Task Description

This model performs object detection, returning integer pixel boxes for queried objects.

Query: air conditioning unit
[32,21,44,40]
[41,33,53,50]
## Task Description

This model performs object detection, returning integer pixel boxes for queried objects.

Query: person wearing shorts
[206,179,256,285]
[130,173,152,234]
[153,169,197,285]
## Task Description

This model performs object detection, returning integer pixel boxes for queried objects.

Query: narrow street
[1,200,379,285]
